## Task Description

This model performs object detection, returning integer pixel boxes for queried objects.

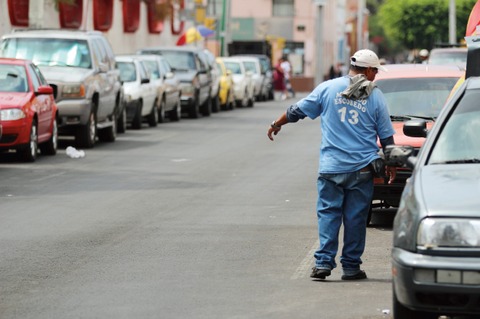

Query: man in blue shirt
[267,49,396,280]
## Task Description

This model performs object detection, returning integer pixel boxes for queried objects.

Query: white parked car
[115,55,158,129]
[202,49,221,112]
[236,56,269,101]
[220,57,255,108]
[136,54,182,122]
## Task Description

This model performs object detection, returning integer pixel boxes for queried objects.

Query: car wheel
[247,93,255,107]
[39,116,58,155]
[169,96,181,121]
[131,100,143,129]
[158,98,166,124]
[117,106,127,134]
[98,113,117,142]
[366,204,373,227]
[189,93,200,119]
[19,119,38,162]
[212,92,220,113]
[201,94,212,116]
[148,99,158,127]
[76,108,97,148]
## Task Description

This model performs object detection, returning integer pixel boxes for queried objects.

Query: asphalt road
[0,94,397,319]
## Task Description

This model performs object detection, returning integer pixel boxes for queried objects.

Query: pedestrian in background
[280,56,295,98]
[273,57,287,100]
[267,49,396,281]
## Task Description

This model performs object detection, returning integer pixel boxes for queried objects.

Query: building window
[273,0,294,17]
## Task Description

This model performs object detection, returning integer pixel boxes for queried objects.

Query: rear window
[375,77,459,118]
[154,51,196,71]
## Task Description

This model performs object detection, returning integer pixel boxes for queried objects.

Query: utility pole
[449,0,456,45]
[357,0,365,49]
[220,0,228,56]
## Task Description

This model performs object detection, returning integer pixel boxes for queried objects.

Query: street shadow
[368,207,397,230]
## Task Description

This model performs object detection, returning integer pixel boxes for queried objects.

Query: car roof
[138,46,203,53]
[221,57,243,62]
[0,57,29,65]
[374,64,464,81]
[2,29,104,40]
[115,55,141,62]
[430,47,467,53]
[135,54,164,61]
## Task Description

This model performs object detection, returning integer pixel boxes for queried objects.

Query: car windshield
[243,61,257,73]
[0,64,28,92]
[157,51,196,71]
[224,62,242,74]
[116,62,136,82]
[1,38,91,69]
[428,90,480,165]
[143,60,160,79]
[375,77,458,119]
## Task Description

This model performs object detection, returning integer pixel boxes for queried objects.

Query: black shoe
[310,267,331,279]
[341,270,367,280]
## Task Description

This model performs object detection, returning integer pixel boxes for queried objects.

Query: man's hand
[385,166,396,184]
[267,126,281,141]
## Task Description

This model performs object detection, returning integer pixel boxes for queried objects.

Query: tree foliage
[377,0,477,50]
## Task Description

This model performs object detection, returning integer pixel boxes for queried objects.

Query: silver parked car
[136,54,182,122]
[0,29,123,148]
[385,74,480,318]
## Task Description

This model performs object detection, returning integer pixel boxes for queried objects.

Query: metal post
[357,0,365,49]
[449,0,456,45]
[220,0,227,56]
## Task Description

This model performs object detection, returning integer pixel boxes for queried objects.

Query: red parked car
[0,58,58,162]
[369,63,464,225]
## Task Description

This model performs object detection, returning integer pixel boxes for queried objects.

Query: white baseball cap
[350,49,387,72]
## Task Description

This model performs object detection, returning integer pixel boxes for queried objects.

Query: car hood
[37,66,94,83]
[418,164,480,216]
[391,121,433,148]
[173,69,197,82]
[0,94,30,109]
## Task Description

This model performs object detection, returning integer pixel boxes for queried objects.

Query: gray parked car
[0,29,123,148]
[137,46,212,119]
[385,74,480,318]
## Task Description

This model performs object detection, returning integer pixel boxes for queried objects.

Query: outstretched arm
[267,112,287,141]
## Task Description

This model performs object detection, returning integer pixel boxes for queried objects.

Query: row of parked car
[0,29,275,162]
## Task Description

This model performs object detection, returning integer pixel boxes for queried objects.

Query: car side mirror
[165,72,174,79]
[36,85,53,95]
[141,78,150,84]
[403,120,428,138]
[384,145,415,167]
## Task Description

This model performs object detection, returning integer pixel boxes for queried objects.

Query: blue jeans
[314,169,373,273]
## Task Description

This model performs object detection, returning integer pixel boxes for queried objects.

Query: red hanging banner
[93,0,114,31]
[123,0,141,33]
[8,0,29,27]
[170,0,185,35]
[59,0,83,29]
[147,0,165,34]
